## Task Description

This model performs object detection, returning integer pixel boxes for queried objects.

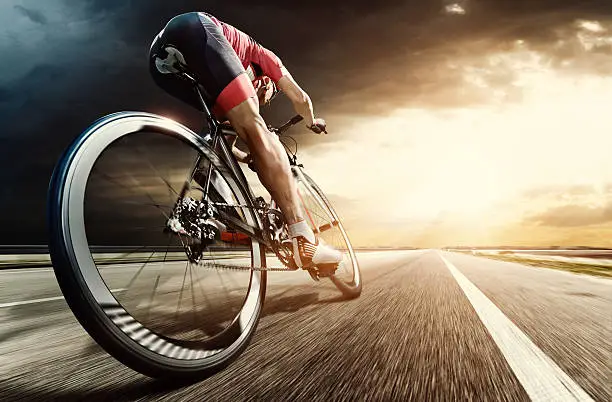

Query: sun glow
[301,18,612,246]
[577,19,605,33]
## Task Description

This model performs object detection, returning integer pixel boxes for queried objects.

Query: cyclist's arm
[276,73,315,128]
[254,45,316,127]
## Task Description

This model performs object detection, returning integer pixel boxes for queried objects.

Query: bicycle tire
[47,111,267,380]
[294,168,362,298]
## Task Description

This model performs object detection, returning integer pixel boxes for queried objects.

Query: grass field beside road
[458,251,612,278]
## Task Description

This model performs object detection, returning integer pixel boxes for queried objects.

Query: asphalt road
[0,250,610,401]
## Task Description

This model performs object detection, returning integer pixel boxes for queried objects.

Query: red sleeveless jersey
[207,14,285,84]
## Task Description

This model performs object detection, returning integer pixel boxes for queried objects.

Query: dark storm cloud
[526,202,612,227]
[0,1,148,138]
[309,1,612,116]
[77,0,129,14]
[14,5,48,25]
[0,88,11,103]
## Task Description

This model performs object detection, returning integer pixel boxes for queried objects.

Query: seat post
[192,80,219,136]
[181,72,225,200]
[176,69,219,136]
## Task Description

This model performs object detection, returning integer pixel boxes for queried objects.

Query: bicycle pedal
[315,263,339,278]
[304,263,338,280]
[306,268,320,281]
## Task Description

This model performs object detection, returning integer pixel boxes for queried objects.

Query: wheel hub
[166,197,220,263]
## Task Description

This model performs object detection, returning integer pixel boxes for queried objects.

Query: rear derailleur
[165,197,224,264]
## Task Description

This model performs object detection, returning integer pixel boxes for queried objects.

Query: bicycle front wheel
[47,112,266,380]
[293,167,362,298]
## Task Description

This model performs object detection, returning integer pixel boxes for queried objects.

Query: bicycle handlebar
[274,115,304,135]
[219,115,304,138]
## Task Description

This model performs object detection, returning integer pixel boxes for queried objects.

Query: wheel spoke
[188,263,198,328]
[95,169,174,220]
[317,221,339,233]
[124,250,156,292]
[118,200,173,211]
[133,144,181,198]
[176,260,189,319]
[145,275,160,321]
[295,172,361,297]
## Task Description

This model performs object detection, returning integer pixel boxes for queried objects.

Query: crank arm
[217,210,272,248]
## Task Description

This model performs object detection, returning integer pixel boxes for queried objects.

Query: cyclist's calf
[225,97,302,224]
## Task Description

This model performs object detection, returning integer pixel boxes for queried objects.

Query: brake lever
[289,115,304,125]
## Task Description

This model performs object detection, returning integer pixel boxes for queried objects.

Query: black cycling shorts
[149,12,255,117]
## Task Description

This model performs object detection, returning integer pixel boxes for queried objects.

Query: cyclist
[149,12,342,272]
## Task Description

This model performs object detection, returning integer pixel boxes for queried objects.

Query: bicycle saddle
[154,45,187,74]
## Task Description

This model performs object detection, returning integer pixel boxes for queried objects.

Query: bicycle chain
[183,199,295,271]
[194,261,297,272]
[211,202,261,209]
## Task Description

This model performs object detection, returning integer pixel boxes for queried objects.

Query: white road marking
[472,251,612,267]
[439,254,594,402]
[0,288,126,308]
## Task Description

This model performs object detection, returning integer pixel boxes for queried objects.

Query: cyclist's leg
[223,97,341,269]
[224,98,303,225]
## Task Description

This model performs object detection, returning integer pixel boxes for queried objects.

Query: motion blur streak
[1,251,610,400]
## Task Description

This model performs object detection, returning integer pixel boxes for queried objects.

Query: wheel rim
[59,113,264,365]
[294,168,361,292]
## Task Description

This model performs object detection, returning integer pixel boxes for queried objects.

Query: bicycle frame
[173,69,295,249]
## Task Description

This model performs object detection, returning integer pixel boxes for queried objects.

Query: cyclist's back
[205,13,286,84]
[149,12,284,117]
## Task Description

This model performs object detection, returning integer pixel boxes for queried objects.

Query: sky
[1,0,611,247]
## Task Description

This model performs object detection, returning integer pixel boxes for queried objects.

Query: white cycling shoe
[292,236,343,270]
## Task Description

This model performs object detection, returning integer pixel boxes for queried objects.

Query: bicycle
[47,59,361,380]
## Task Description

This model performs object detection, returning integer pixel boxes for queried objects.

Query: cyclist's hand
[308,118,328,135]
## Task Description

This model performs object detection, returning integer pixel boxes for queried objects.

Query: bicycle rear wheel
[47,112,266,380]
[293,167,362,298]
